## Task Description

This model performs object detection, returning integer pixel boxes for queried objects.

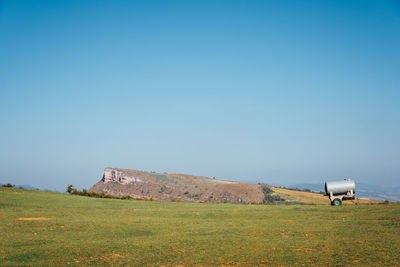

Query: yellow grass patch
[272,187,384,205]
[16,217,51,221]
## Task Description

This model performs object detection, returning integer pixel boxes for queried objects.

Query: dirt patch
[17,217,52,221]
[296,248,317,253]
[280,232,292,238]
[248,232,266,237]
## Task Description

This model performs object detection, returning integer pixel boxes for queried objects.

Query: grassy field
[1,187,399,266]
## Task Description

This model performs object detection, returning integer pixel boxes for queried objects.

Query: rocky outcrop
[102,168,143,184]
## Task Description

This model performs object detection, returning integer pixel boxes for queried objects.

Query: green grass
[1,187,399,266]
[147,173,177,184]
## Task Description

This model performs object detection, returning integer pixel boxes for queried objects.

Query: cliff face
[90,168,264,204]
[102,168,143,184]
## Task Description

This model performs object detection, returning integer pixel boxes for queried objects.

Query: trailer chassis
[329,190,355,206]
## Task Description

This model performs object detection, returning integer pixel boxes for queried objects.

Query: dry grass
[16,217,52,221]
[272,186,384,205]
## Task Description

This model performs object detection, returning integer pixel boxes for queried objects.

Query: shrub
[262,186,274,195]
[82,189,89,196]
[1,183,15,188]
[66,185,134,200]
[263,194,284,203]
[261,185,285,204]
[66,184,76,194]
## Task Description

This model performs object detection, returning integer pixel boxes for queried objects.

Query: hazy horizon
[1,0,399,192]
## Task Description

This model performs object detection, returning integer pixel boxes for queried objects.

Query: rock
[102,168,143,184]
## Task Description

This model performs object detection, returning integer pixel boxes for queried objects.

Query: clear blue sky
[1,0,399,191]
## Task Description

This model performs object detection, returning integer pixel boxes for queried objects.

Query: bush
[262,186,274,195]
[1,183,15,188]
[66,184,76,194]
[264,194,285,203]
[66,185,133,200]
[261,185,285,204]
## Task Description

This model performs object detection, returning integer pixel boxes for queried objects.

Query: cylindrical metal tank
[325,179,356,196]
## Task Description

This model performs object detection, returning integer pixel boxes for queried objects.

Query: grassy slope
[1,188,399,266]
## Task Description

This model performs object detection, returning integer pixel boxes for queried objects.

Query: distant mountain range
[287,183,400,202]
[13,184,40,190]
[0,183,59,192]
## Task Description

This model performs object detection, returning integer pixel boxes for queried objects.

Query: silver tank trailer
[325,179,355,196]
[325,179,356,205]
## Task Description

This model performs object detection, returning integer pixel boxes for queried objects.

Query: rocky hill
[90,168,264,203]
[90,168,384,204]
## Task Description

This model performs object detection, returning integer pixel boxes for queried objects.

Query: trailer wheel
[332,198,342,206]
